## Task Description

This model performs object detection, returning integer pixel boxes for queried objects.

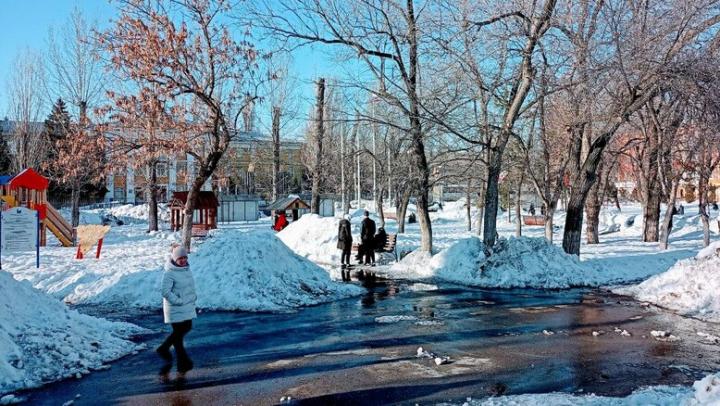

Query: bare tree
[47,8,105,122]
[310,78,326,214]
[561,1,720,255]
[6,50,48,173]
[253,0,435,251]
[99,0,260,249]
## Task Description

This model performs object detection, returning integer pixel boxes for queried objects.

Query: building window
[114,187,125,201]
[156,162,168,177]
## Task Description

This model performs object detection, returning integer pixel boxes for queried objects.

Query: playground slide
[45,203,73,247]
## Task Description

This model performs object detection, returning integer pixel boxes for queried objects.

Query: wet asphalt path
[22,278,720,405]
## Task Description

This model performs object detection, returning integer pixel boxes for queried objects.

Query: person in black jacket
[374,227,388,253]
[360,210,376,265]
[337,215,352,268]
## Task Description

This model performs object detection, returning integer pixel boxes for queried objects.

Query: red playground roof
[9,168,49,191]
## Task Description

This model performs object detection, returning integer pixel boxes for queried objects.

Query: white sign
[1,207,38,252]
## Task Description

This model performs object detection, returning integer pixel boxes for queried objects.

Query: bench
[192,225,211,239]
[351,233,398,262]
[522,215,545,226]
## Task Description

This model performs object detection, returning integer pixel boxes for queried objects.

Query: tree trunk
[466,178,472,232]
[584,181,600,244]
[375,191,385,228]
[416,188,433,252]
[396,187,411,234]
[181,177,204,250]
[544,203,555,243]
[271,106,281,202]
[659,181,679,250]
[699,176,711,247]
[642,188,661,242]
[515,175,523,237]
[483,161,501,249]
[310,78,325,214]
[71,185,81,228]
[477,181,485,236]
[147,162,159,232]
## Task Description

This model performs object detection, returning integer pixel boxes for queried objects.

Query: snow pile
[278,214,344,265]
[4,226,362,312]
[96,203,170,225]
[390,236,604,289]
[448,372,720,405]
[690,372,720,405]
[0,270,143,396]
[190,229,364,311]
[615,241,720,322]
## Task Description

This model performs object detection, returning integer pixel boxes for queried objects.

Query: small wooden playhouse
[169,191,219,235]
[0,168,74,246]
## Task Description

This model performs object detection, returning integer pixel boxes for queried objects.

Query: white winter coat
[161,260,197,324]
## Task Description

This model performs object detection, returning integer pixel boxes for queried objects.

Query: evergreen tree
[0,121,12,174]
[45,98,71,149]
[44,99,72,200]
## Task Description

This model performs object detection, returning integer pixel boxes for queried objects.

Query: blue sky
[0,0,343,137]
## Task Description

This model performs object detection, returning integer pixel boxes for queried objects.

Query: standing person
[337,214,353,270]
[156,246,197,374]
[273,211,289,231]
[529,203,536,216]
[361,210,376,266]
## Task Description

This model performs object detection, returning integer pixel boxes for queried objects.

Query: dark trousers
[341,248,351,264]
[362,240,375,264]
[159,320,192,364]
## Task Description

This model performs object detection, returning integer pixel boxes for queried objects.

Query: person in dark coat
[337,215,352,268]
[529,203,536,216]
[360,210,376,265]
[374,227,388,253]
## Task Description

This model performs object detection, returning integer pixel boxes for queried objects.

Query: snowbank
[93,203,170,225]
[0,271,143,396]
[390,236,606,289]
[4,225,362,312]
[278,214,344,265]
[615,241,720,322]
[191,229,364,311]
[278,213,388,267]
[450,371,720,405]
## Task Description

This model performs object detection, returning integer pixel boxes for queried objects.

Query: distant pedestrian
[678,204,685,215]
[273,212,289,231]
[361,210,376,265]
[337,215,352,269]
[157,246,197,374]
[529,203,536,216]
[540,203,546,216]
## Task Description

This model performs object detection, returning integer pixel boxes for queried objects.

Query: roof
[9,168,48,191]
[266,196,310,211]
[169,191,219,209]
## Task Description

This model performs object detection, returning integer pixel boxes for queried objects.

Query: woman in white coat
[156,246,197,373]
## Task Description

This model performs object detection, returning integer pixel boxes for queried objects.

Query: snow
[375,315,418,323]
[3,224,363,312]
[445,371,720,405]
[389,236,607,289]
[0,270,143,396]
[615,240,720,322]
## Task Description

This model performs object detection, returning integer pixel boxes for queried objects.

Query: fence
[218,198,260,222]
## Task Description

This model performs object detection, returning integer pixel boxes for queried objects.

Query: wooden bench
[192,224,211,239]
[351,233,398,262]
[522,215,545,226]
